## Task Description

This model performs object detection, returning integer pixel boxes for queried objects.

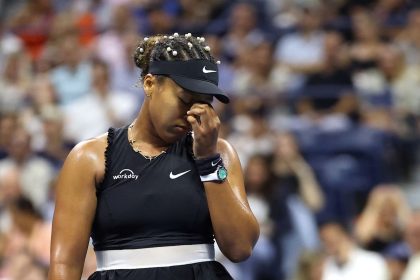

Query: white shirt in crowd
[402,253,420,280]
[322,248,390,280]
[61,91,138,143]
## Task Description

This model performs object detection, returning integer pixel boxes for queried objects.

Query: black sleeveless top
[91,126,214,251]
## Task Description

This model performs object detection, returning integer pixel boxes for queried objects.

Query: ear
[143,74,158,97]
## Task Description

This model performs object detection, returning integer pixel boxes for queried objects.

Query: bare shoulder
[217,138,241,167]
[217,138,237,155]
[64,133,108,184]
[68,134,107,163]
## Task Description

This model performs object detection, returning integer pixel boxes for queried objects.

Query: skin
[48,74,260,280]
[319,224,353,266]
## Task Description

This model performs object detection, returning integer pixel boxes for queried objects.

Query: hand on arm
[48,138,105,280]
[187,103,260,262]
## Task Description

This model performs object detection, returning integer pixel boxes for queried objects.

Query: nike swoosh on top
[169,170,191,179]
[211,158,222,166]
[202,66,217,73]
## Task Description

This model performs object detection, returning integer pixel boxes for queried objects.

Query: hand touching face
[187,103,220,158]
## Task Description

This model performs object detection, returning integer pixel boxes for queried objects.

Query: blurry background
[0,0,419,279]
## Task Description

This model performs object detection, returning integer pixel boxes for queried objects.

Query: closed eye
[179,97,189,105]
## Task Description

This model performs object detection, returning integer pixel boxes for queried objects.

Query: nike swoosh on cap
[202,66,217,73]
[169,170,191,179]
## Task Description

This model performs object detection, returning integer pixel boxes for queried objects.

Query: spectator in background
[305,31,352,88]
[271,131,324,279]
[61,58,137,142]
[402,211,420,280]
[376,45,420,118]
[94,4,141,98]
[293,250,325,280]
[222,1,265,61]
[354,185,410,253]
[382,242,410,280]
[296,30,358,126]
[373,0,410,28]
[95,4,137,71]
[3,251,48,280]
[50,33,92,105]
[7,0,54,60]
[0,166,22,212]
[239,154,277,280]
[272,132,324,213]
[227,104,275,166]
[36,105,75,170]
[70,0,113,33]
[231,38,291,100]
[136,1,179,35]
[7,196,51,266]
[0,166,22,238]
[40,10,76,68]
[348,11,385,72]
[274,5,325,91]
[0,232,5,277]
[0,114,17,159]
[319,220,390,280]
[0,52,30,113]
[396,8,420,66]
[109,30,142,98]
[0,19,23,73]
[176,0,226,34]
[0,127,55,210]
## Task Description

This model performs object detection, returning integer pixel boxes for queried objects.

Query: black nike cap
[149,59,230,104]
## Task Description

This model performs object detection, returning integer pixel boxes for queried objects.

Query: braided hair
[133,33,217,81]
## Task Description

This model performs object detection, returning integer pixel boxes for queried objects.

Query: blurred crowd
[0,0,419,279]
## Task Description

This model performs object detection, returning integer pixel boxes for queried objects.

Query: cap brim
[170,75,230,104]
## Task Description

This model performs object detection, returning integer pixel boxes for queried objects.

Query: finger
[189,103,214,115]
[186,112,201,125]
[186,115,203,134]
[188,105,216,126]
[187,108,206,116]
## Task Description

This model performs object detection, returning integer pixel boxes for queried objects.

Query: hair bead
[134,34,218,80]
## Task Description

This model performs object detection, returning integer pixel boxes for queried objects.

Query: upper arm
[217,138,248,205]
[50,138,105,268]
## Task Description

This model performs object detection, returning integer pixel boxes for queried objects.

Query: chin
[161,128,187,144]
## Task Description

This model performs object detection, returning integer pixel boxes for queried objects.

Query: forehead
[163,77,213,103]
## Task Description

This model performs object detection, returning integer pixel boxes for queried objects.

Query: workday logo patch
[113,169,139,180]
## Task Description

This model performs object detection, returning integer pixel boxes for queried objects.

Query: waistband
[95,244,215,270]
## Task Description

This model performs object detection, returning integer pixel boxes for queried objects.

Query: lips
[174,124,191,133]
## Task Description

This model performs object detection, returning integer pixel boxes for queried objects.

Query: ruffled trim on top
[97,127,115,194]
